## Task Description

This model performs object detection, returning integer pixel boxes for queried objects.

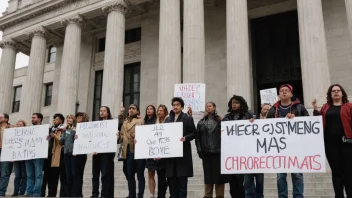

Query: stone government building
[0,0,352,123]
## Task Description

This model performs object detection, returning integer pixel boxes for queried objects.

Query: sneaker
[11,195,18,197]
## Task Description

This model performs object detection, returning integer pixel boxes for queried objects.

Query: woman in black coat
[195,102,229,198]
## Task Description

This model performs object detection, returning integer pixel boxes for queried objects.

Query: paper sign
[174,84,206,113]
[221,116,326,174]
[73,120,118,155]
[134,122,183,159]
[1,125,49,162]
[260,88,278,106]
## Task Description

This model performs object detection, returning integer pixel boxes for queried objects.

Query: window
[44,83,53,106]
[123,62,141,112]
[47,46,56,63]
[125,27,141,44]
[92,70,104,121]
[97,38,106,53]
[12,86,22,113]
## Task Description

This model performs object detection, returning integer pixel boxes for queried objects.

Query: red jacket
[314,103,352,138]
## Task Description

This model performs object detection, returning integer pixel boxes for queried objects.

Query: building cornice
[0,0,84,31]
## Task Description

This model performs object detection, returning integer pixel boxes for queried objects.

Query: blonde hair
[66,114,76,130]
[17,120,27,127]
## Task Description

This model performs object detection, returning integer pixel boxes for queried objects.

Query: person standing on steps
[0,113,12,197]
[12,120,28,197]
[266,84,309,198]
[119,104,145,198]
[164,97,197,198]
[194,102,229,198]
[90,106,115,198]
[222,95,253,198]
[312,84,352,198]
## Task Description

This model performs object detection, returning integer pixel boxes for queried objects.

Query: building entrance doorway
[251,11,304,114]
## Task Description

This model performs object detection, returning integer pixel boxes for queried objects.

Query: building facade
[0,0,352,124]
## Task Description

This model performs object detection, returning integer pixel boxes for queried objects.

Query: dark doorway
[251,11,303,114]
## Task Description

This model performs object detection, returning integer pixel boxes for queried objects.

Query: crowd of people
[0,82,351,198]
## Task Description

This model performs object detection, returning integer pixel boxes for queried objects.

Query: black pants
[229,174,245,198]
[48,151,68,197]
[325,137,352,198]
[156,168,167,198]
[64,154,87,197]
[92,153,115,198]
[168,176,188,198]
[41,156,51,197]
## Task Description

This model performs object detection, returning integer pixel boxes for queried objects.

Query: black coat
[196,114,222,155]
[164,111,197,178]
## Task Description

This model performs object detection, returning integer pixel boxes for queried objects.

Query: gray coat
[59,129,76,154]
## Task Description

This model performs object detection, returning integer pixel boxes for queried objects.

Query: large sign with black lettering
[134,122,183,159]
[1,125,49,162]
[73,120,118,155]
[221,116,326,174]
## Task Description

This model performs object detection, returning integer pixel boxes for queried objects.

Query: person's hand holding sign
[187,105,192,117]
[286,113,295,119]
[180,137,186,142]
[312,99,318,111]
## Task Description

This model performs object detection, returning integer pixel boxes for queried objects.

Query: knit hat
[279,84,293,92]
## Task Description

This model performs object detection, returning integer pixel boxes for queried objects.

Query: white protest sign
[260,88,278,105]
[221,116,326,174]
[174,84,205,113]
[1,124,49,162]
[134,122,183,159]
[73,120,118,155]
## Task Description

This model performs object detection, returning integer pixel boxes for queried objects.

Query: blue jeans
[26,159,44,197]
[244,174,264,198]
[277,173,304,198]
[14,161,27,195]
[0,161,13,196]
[126,151,146,198]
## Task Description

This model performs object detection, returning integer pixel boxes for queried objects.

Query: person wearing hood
[267,84,309,198]
[119,104,145,198]
[164,97,197,198]
[222,95,253,198]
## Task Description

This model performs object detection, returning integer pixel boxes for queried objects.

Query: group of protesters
[0,82,351,198]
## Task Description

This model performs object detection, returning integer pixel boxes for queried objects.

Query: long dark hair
[205,102,222,123]
[326,84,349,105]
[144,105,157,122]
[227,95,249,117]
[99,106,113,120]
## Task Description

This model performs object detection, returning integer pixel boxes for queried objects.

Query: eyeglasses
[279,89,291,93]
[331,90,341,93]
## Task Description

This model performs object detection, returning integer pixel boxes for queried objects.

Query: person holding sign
[313,84,352,198]
[267,84,309,198]
[118,104,145,198]
[25,113,46,197]
[164,97,197,198]
[195,102,229,198]
[90,106,116,198]
[222,95,253,198]
[0,113,13,197]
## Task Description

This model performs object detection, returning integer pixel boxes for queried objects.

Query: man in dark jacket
[164,97,197,198]
[267,84,309,198]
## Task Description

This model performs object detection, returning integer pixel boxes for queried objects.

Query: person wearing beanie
[267,84,309,198]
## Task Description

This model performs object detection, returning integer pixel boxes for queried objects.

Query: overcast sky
[0,1,29,69]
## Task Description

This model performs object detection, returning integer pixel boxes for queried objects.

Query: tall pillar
[183,0,205,83]
[20,28,47,120]
[345,0,352,44]
[101,0,128,118]
[0,39,19,113]
[158,0,181,106]
[297,0,330,108]
[226,0,252,108]
[57,15,83,116]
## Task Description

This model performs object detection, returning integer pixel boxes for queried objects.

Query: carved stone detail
[28,27,47,38]
[0,38,20,50]
[102,0,128,15]
[61,15,85,27]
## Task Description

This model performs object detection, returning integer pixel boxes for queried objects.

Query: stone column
[0,39,19,113]
[297,0,330,108]
[158,0,181,106]
[345,0,352,44]
[101,0,128,118]
[226,0,252,107]
[183,0,205,83]
[20,28,47,120]
[57,15,83,116]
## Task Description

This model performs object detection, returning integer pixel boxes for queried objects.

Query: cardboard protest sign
[174,83,206,113]
[260,88,278,106]
[134,122,183,159]
[73,120,118,155]
[221,116,325,174]
[1,124,49,162]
